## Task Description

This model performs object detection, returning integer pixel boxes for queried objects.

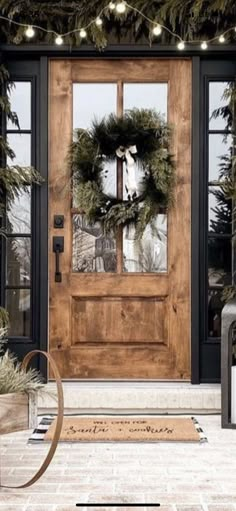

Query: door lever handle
[53,236,64,282]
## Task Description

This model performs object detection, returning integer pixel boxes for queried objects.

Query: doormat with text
[29,416,207,443]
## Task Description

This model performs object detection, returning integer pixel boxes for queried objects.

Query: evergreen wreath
[69,108,175,238]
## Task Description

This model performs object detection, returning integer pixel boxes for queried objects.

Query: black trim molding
[0,56,48,378]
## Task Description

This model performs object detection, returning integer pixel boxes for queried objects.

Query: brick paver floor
[0,415,236,511]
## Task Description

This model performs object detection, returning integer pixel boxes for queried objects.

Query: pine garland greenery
[69,108,175,238]
[0,308,44,394]
[0,1,235,48]
[0,64,43,216]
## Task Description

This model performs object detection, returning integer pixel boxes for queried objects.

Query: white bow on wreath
[116,145,138,200]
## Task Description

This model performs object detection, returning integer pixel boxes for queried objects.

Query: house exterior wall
[1,47,236,382]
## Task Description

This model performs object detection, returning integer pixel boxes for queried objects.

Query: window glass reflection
[7,134,31,166]
[73,83,117,130]
[73,83,117,200]
[123,215,167,273]
[208,134,233,182]
[208,237,231,287]
[6,238,31,286]
[6,289,31,337]
[7,190,31,234]
[209,81,232,131]
[72,215,116,273]
[124,83,168,119]
[208,187,232,234]
[208,288,225,338]
[7,82,31,130]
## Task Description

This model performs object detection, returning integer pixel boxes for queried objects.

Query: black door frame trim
[0,56,48,378]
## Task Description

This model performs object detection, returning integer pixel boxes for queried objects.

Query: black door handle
[53,236,64,282]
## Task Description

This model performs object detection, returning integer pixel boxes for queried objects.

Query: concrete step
[38,382,221,414]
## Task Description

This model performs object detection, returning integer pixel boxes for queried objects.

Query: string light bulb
[55,35,63,45]
[80,29,87,38]
[177,41,185,50]
[152,24,162,36]
[201,41,208,50]
[0,4,235,51]
[95,17,103,26]
[116,2,126,13]
[25,25,35,38]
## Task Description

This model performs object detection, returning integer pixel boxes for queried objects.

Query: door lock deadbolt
[54,215,64,229]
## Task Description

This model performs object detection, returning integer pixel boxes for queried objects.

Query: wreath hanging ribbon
[69,108,175,238]
[116,144,138,199]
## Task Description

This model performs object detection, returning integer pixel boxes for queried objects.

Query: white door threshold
[38,381,221,414]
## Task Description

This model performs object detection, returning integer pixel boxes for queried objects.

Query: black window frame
[0,57,48,378]
[199,59,236,383]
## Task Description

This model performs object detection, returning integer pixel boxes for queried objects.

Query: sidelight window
[4,82,32,337]
[207,81,235,338]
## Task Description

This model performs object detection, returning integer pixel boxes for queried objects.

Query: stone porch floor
[1,415,236,511]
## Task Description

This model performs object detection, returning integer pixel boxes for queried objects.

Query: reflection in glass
[6,289,31,337]
[7,134,31,166]
[124,83,168,119]
[6,238,31,286]
[209,81,232,131]
[7,190,31,234]
[73,83,117,202]
[123,215,167,273]
[208,134,233,182]
[72,215,116,273]
[208,237,231,287]
[73,83,117,130]
[208,187,232,234]
[7,82,31,130]
[208,288,225,338]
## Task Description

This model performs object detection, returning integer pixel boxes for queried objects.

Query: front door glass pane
[123,83,168,272]
[123,215,167,272]
[73,83,117,198]
[72,215,116,272]
[72,84,117,272]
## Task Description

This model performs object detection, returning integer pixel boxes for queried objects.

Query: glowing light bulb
[219,34,225,43]
[25,25,35,38]
[80,29,87,38]
[95,17,103,26]
[109,2,116,9]
[201,41,208,50]
[55,35,63,45]
[177,41,185,50]
[152,24,162,36]
[116,2,126,13]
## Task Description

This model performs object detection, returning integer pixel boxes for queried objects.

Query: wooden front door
[49,59,191,380]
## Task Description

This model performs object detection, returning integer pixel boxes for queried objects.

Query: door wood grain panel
[49,59,191,380]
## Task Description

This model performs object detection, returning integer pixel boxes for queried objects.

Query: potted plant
[0,307,43,434]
